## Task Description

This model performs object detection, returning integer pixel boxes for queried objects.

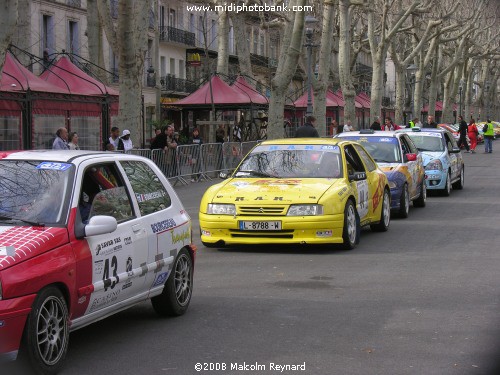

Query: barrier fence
[126,141,259,185]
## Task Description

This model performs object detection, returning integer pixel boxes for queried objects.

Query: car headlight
[287,204,323,216]
[207,203,236,215]
[425,159,443,171]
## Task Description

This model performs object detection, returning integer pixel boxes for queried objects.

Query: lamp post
[458,79,464,120]
[304,15,318,117]
[406,64,417,123]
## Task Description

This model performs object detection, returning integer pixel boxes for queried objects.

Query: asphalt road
[7,148,500,375]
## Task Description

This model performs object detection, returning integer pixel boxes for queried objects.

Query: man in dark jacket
[295,116,319,137]
[423,115,438,128]
[457,115,470,152]
[370,117,382,130]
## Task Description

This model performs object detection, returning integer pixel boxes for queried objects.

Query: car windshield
[234,144,343,178]
[339,136,401,163]
[406,133,445,152]
[0,160,74,225]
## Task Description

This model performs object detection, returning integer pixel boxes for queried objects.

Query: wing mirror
[85,215,118,237]
[349,171,367,182]
[405,153,417,162]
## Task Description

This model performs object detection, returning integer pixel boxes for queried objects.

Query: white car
[0,150,196,373]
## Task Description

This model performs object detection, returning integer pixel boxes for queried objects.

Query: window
[228,26,234,54]
[211,19,217,48]
[160,6,165,29]
[189,13,195,33]
[160,56,166,76]
[121,161,172,216]
[169,58,175,76]
[344,145,366,174]
[353,144,376,172]
[68,20,79,55]
[169,9,176,28]
[178,60,185,79]
[260,35,265,56]
[42,14,55,54]
[253,29,258,54]
[198,16,204,46]
[80,164,134,224]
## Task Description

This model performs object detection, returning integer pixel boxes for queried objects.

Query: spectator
[68,132,80,150]
[343,120,354,132]
[467,119,478,154]
[52,127,69,150]
[423,115,437,128]
[121,130,133,151]
[295,116,319,137]
[165,125,178,176]
[457,115,470,153]
[189,128,203,182]
[216,124,225,143]
[382,117,400,131]
[150,127,167,150]
[107,126,124,151]
[370,117,382,130]
[483,118,494,153]
[330,120,339,135]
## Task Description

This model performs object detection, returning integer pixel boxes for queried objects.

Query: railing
[126,141,260,185]
[159,26,196,47]
[160,75,197,93]
[67,0,81,7]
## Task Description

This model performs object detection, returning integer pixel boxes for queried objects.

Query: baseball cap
[122,129,131,136]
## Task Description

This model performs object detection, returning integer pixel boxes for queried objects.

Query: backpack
[483,123,489,133]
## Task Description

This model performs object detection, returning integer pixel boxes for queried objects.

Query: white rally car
[0,150,196,373]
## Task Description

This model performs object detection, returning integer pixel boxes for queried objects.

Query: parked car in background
[336,130,426,218]
[0,151,196,373]
[477,121,500,139]
[199,138,391,250]
[397,128,464,196]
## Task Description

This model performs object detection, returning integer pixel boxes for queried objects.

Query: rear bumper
[0,294,36,360]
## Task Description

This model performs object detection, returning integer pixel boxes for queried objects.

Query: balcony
[160,75,197,93]
[160,26,196,47]
[67,0,81,7]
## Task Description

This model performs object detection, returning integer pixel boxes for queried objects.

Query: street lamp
[406,64,417,122]
[304,15,318,117]
[459,79,464,119]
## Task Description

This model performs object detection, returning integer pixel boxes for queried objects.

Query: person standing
[467,119,479,153]
[52,127,69,150]
[68,132,80,150]
[295,116,319,137]
[330,119,339,135]
[382,117,400,131]
[165,125,178,176]
[407,117,419,128]
[107,126,124,151]
[457,115,470,152]
[483,118,494,153]
[121,130,133,151]
[216,124,226,143]
[370,117,382,130]
[343,120,354,132]
[423,115,437,128]
[189,128,203,182]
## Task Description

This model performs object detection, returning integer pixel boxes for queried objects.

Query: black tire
[413,180,426,207]
[371,189,391,232]
[340,200,358,250]
[22,287,69,375]
[441,171,452,196]
[151,248,193,317]
[452,165,465,190]
[398,184,410,218]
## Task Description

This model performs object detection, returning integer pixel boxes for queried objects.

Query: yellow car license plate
[239,221,282,230]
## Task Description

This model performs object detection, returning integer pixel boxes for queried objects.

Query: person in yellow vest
[483,118,494,153]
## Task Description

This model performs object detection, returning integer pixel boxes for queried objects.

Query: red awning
[335,90,362,108]
[40,56,118,96]
[356,92,371,109]
[293,90,340,108]
[0,52,69,94]
[421,101,454,112]
[175,76,252,106]
[231,76,269,105]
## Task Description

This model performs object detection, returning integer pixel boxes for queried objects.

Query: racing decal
[36,162,72,171]
[135,190,167,203]
[316,230,333,237]
[338,186,348,200]
[171,229,190,245]
[356,180,369,219]
[253,179,302,185]
[151,218,177,233]
[0,226,61,269]
[152,272,169,287]
[372,177,386,211]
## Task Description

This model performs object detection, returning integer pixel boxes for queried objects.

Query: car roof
[336,130,399,138]
[0,150,145,165]
[259,138,348,146]
[397,127,446,135]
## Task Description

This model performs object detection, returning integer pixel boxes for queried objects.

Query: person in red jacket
[467,119,479,153]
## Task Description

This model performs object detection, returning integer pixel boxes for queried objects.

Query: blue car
[396,128,465,196]
[336,130,426,218]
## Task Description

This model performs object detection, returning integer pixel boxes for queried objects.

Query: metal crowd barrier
[139,141,260,185]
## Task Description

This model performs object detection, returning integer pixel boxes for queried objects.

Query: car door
[345,144,371,223]
[119,160,191,293]
[400,135,419,197]
[77,161,149,316]
[443,132,459,180]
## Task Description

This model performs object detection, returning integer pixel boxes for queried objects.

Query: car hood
[0,226,69,270]
[211,178,342,204]
[419,151,444,166]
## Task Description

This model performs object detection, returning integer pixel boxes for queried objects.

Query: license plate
[239,221,282,230]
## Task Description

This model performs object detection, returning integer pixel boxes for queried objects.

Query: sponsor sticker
[152,272,169,287]
[316,230,333,237]
[36,162,72,171]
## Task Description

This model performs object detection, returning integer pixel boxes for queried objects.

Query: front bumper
[424,170,447,190]
[0,294,36,361]
[199,213,345,246]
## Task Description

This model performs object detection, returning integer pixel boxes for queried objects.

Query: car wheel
[398,184,410,218]
[151,248,193,317]
[22,287,69,375]
[442,171,451,196]
[452,165,465,190]
[340,200,358,250]
[413,180,426,207]
[371,189,390,232]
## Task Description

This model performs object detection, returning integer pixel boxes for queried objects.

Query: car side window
[403,135,418,154]
[121,161,172,216]
[443,133,454,151]
[344,145,366,174]
[80,164,134,224]
[353,144,376,172]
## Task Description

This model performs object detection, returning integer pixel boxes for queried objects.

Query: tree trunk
[231,14,252,77]
[87,0,105,81]
[370,49,387,124]
[0,0,18,78]
[394,65,405,125]
[216,10,229,76]
[338,0,356,126]
[11,0,29,66]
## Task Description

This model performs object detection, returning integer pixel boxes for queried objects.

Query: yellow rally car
[199,138,391,250]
